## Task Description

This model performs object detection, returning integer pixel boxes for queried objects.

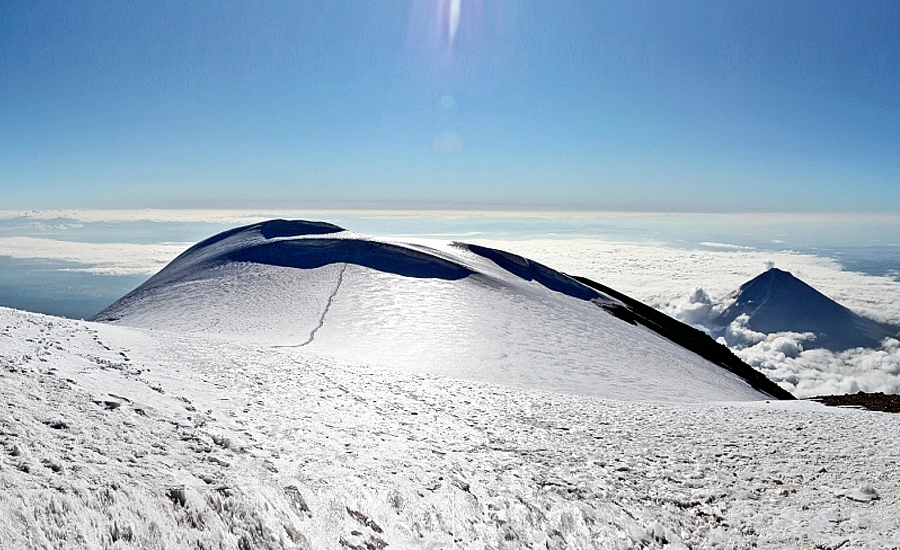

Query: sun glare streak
[404,0,497,89]
[449,0,461,48]
[431,0,475,56]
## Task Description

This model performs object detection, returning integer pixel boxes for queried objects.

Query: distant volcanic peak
[462,243,601,301]
[746,268,796,282]
[740,268,806,294]
[762,267,792,277]
[724,268,900,352]
[572,274,795,401]
[735,268,835,309]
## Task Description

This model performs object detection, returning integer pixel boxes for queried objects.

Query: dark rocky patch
[809,392,900,413]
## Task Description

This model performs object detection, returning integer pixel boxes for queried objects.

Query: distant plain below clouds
[0,237,189,276]
[0,209,280,224]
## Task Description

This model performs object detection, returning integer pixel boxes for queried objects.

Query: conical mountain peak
[722,268,899,351]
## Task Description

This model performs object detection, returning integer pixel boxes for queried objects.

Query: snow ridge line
[297,264,346,347]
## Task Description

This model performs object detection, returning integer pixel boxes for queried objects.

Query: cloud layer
[735,331,900,398]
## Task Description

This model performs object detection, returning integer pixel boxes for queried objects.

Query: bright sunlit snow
[1,306,898,549]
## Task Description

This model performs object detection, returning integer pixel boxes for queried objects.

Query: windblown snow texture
[93,220,782,402]
[721,268,900,352]
[6,222,898,548]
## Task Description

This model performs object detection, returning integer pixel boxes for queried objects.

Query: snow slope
[92,220,776,402]
[1,307,897,549]
[720,268,900,351]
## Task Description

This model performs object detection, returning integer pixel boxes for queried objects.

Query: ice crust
[1,307,897,549]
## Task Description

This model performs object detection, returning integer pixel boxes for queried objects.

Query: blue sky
[2,1,899,212]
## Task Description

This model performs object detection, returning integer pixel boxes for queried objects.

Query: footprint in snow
[839,484,880,502]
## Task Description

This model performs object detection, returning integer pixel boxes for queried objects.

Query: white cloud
[699,241,754,250]
[736,338,900,398]
[719,314,768,347]
[672,287,720,327]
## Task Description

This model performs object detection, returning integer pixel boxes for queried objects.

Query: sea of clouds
[2,210,900,399]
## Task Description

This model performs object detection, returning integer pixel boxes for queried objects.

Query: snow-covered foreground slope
[2,307,897,549]
[92,220,775,402]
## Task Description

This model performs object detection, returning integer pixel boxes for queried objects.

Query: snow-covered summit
[93,220,781,402]
[721,268,900,352]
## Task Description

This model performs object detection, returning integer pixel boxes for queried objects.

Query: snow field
[1,307,898,549]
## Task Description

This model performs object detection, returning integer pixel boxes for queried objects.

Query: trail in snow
[296,264,345,348]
